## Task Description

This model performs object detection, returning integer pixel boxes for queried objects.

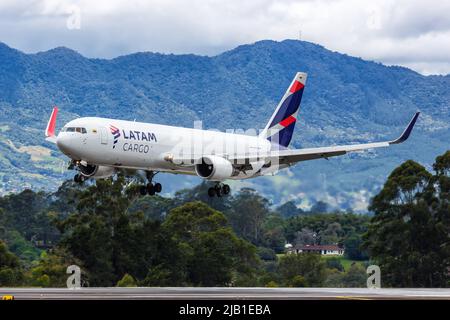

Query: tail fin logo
[110,125,120,149]
[261,73,307,148]
[289,80,304,94]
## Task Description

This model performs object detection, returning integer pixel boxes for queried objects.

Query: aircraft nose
[56,134,74,155]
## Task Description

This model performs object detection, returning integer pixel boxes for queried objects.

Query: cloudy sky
[1,0,450,75]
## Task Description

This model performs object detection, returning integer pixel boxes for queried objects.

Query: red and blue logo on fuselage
[110,125,121,149]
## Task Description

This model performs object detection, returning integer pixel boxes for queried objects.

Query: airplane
[45,72,420,197]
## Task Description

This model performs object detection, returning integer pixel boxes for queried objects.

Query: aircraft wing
[166,112,419,168]
[229,112,420,166]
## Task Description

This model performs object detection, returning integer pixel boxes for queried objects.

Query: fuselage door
[100,127,108,144]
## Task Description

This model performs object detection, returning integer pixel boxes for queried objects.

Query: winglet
[45,106,58,138]
[389,112,420,145]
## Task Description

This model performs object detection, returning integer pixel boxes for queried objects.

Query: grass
[276,253,285,260]
[277,253,366,271]
[322,255,365,271]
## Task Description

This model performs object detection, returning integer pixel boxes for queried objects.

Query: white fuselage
[56,117,273,180]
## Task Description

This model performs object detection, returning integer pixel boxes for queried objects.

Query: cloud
[0,0,449,74]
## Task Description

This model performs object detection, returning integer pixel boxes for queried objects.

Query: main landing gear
[208,183,231,198]
[139,171,162,196]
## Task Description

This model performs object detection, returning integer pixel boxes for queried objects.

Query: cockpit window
[62,127,87,134]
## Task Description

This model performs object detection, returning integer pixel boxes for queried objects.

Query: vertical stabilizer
[260,72,307,148]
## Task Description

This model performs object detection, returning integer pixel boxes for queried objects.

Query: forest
[0,150,449,288]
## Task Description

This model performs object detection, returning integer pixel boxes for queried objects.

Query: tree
[284,212,370,244]
[227,188,270,244]
[340,264,367,287]
[163,201,259,286]
[117,273,137,287]
[128,194,175,221]
[0,189,59,261]
[325,257,344,272]
[344,234,368,261]
[319,222,342,244]
[55,175,167,286]
[324,263,366,287]
[174,181,232,212]
[324,268,343,287]
[433,150,450,176]
[278,253,327,287]
[0,189,51,240]
[0,240,24,286]
[47,180,86,216]
[294,228,317,246]
[2,229,41,263]
[276,201,303,218]
[265,281,278,288]
[433,151,450,228]
[257,247,277,261]
[29,248,84,287]
[290,275,307,287]
[261,214,286,252]
[363,156,450,287]
[310,201,328,213]
[0,240,20,268]
[144,263,184,287]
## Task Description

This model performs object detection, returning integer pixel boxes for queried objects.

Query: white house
[289,244,344,256]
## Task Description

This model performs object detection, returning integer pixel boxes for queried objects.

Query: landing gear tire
[154,183,162,193]
[138,171,162,197]
[222,184,230,195]
[139,185,147,196]
[215,185,222,197]
[208,187,216,198]
[147,183,156,196]
[208,183,230,197]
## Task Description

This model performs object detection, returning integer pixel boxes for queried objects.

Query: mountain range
[0,39,449,211]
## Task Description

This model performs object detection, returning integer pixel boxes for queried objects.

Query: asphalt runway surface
[3,287,450,300]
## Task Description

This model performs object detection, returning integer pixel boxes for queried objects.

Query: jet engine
[79,164,115,179]
[195,156,234,181]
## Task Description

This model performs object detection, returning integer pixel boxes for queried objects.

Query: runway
[3,287,450,300]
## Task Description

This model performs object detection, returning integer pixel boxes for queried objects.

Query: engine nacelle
[195,156,234,181]
[79,164,115,179]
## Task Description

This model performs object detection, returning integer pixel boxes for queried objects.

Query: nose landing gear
[74,173,85,184]
[208,183,231,198]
